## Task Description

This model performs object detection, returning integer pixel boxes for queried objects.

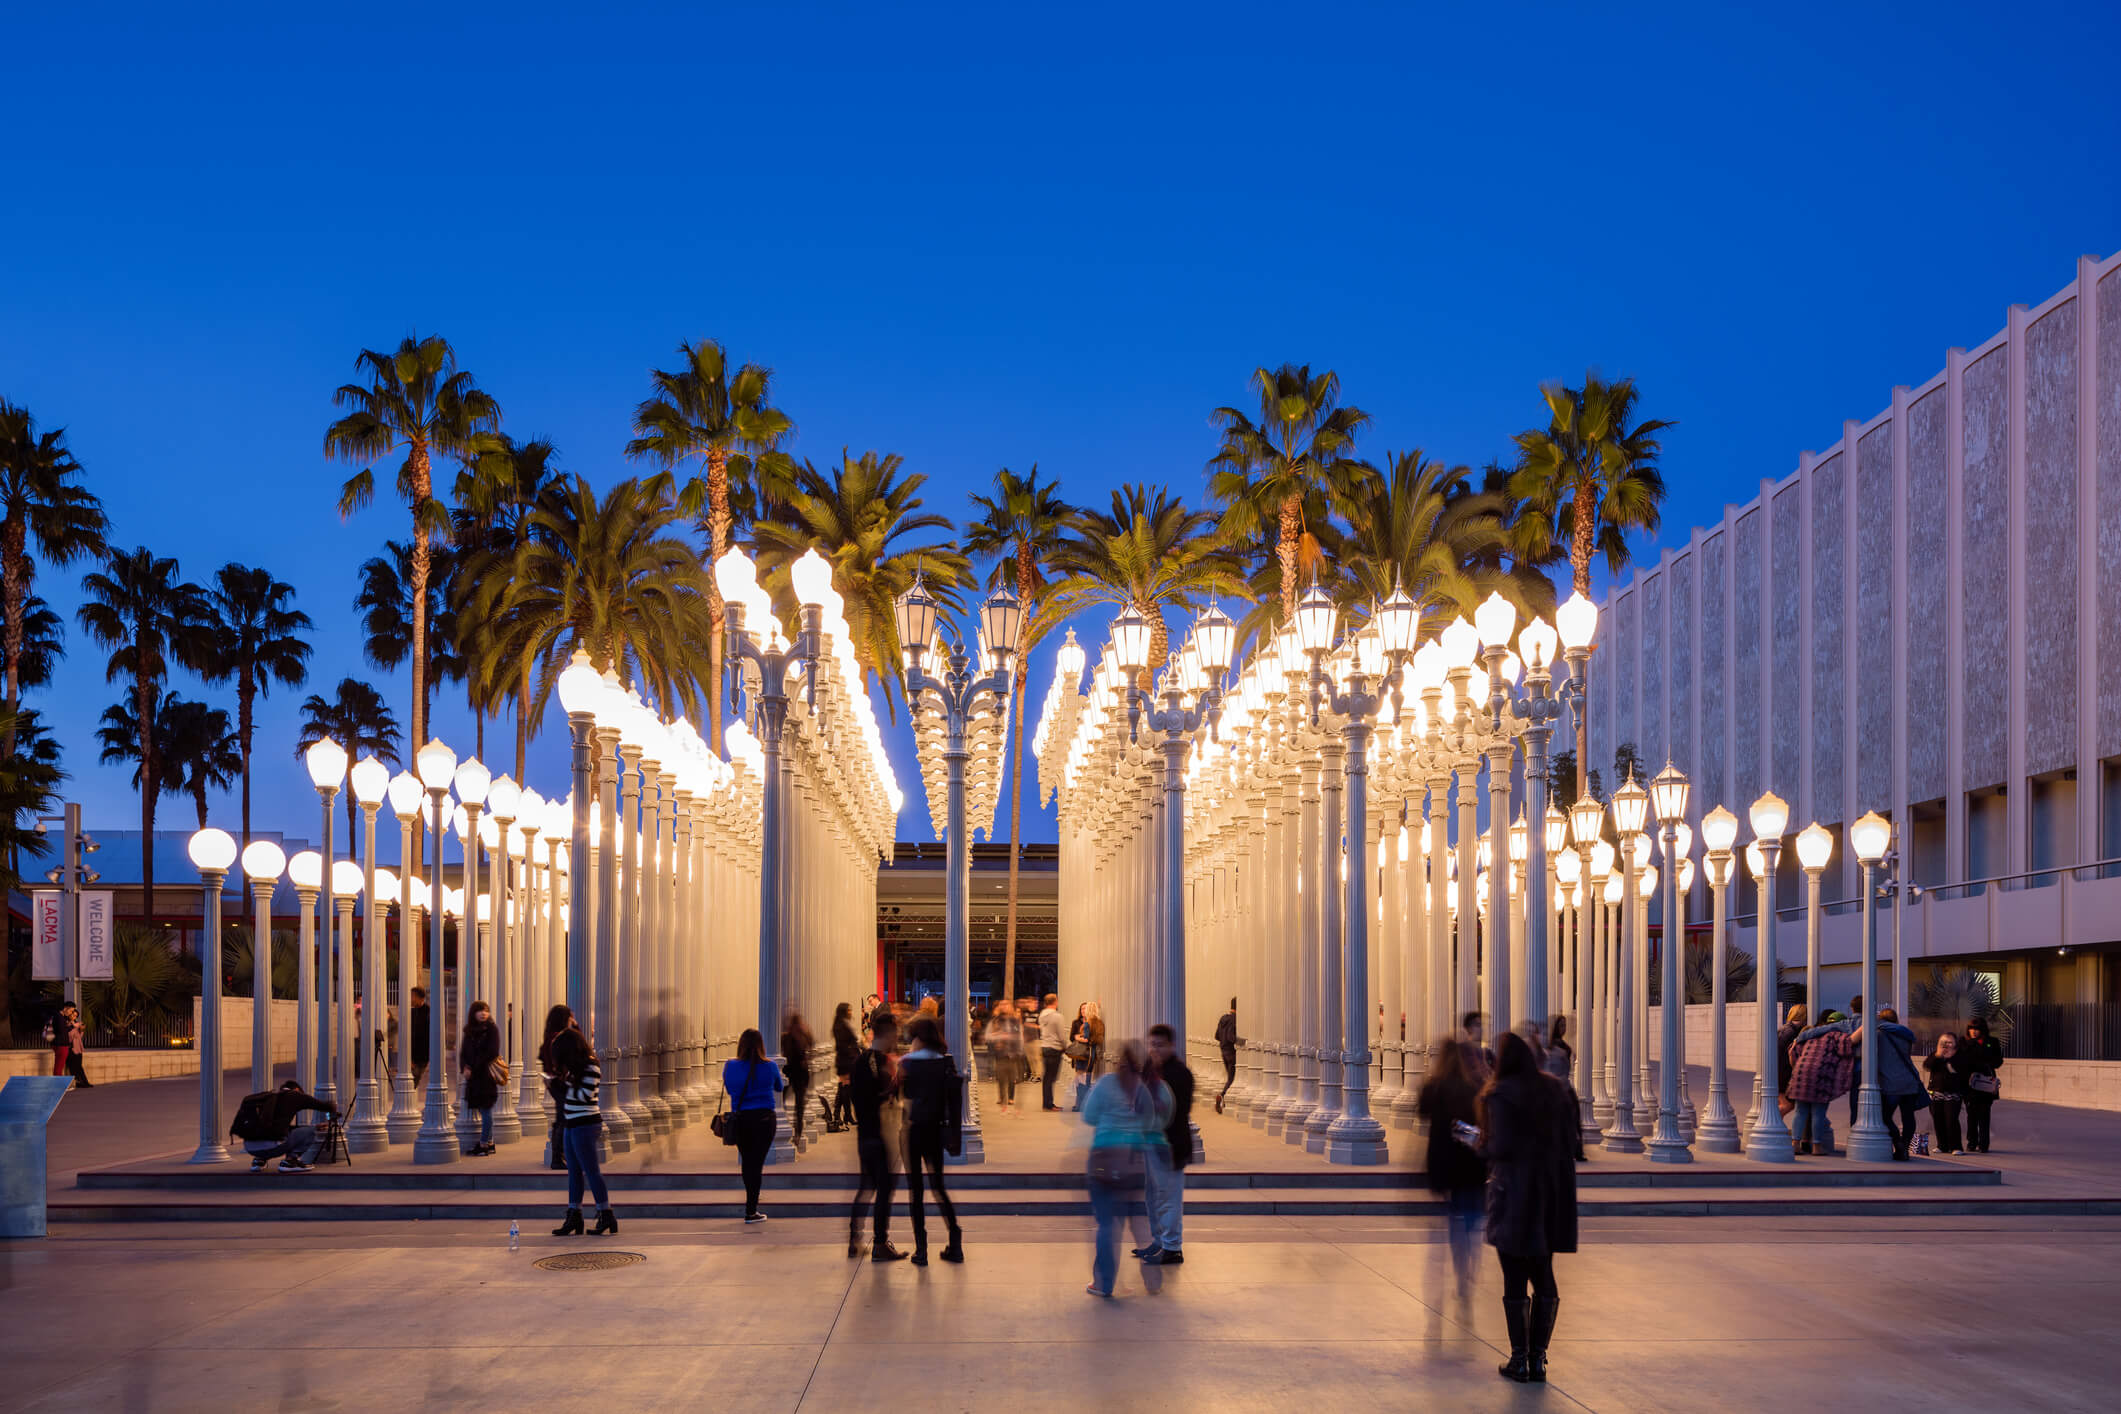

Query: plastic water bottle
[508,1219,520,1252]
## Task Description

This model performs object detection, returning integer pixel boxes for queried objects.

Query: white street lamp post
[413,739,460,1164]
[1569,798,1606,1143]
[1697,806,1742,1152]
[347,755,391,1152]
[1648,763,1693,1163]
[187,828,237,1163]
[1603,774,1647,1153]
[290,849,321,1096]
[385,772,425,1143]
[1847,811,1897,1162]
[1744,791,1795,1161]
[242,840,285,1095]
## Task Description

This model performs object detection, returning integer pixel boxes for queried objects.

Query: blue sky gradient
[5,1,2118,852]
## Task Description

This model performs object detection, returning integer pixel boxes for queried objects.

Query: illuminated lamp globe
[415,739,458,792]
[241,840,286,881]
[1849,810,1892,863]
[1555,591,1599,652]
[1700,805,1740,855]
[187,827,237,874]
[350,755,390,806]
[1473,590,1518,649]
[332,859,364,897]
[789,548,835,609]
[305,736,348,790]
[486,774,522,821]
[1796,822,1834,871]
[1749,790,1789,840]
[556,646,602,716]
[287,850,323,890]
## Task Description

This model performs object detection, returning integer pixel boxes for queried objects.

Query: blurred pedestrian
[1776,1003,1806,1120]
[1080,1038,1169,1298]
[986,1000,1024,1114]
[409,986,431,1092]
[1463,1011,1495,1079]
[1419,1037,1487,1299]
[723,1027,786,1223]
[1139,1023,1194,1265]
[898,1016,964,1266]
[1480,1031,1577,1384]
[781,1008,815,1146]
[458,1000,501,1157]
[1787,1009,1855,1156]
[540,1004,615,1236]
[849,1010,907,1261]
[1214,998,1241,1113]
[1960,1017,2003,1153]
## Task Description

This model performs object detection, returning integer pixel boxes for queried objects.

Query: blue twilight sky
[4,1,2118,855]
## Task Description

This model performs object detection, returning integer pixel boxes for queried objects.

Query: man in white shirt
[1037,994,1066,1111]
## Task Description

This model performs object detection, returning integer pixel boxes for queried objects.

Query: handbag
[1968,1073,2000,1096]
[1064,1040,1090,1064]
[1086,1145,1145,1189]
[488,1058,510,1086]
[711,1061,755,1145]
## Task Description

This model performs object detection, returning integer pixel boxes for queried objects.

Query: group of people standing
[1778,1000,2004,1158]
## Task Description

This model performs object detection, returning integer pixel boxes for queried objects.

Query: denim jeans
[473,1106,493,1146]
[1088,1176,1154,1295]
[1793,1100,1832,1148]
[1446,1185,1483,1287]
[1145,1143,1183,1252]
[562,1122,609,1208]
[245,1124,324,1165]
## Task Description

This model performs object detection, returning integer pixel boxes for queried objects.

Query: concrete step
[47,1182,2109,1224]
[76,1157,2000,1192]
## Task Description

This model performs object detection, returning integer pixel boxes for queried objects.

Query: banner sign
[78,891,115,980]
[31,892,62,980]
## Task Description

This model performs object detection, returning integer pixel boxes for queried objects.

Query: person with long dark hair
[539,1004,614,1236]
[1418,1037,1488,1299]
[1080,1038,1169,1298]
[1959,1017,2004,1153]
[828,1002,858,1132]
[458,1000,501,1157]
[723,1027,786,1223]
[1479,1030,1577,1384]
[897,1016,965,1266]
[848,1009,907,1261]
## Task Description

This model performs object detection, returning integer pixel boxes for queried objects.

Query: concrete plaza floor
[4,1214,2118,1412]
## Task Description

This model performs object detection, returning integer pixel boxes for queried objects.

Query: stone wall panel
[1907,389,1949,801]
[1857,426,1895,809]
[1962,348,2010,790]
[1810,453,1846,814]
[2024,300,2078,777]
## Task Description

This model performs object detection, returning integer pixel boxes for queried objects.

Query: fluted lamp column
[1647,762,1693,1164]
[242,840,285,1095]
[1743,791,1795,1162]
[1795,821,1834,1152]
[1847,811,1897,1163]
[413,739,462,1165]
[385,772,427,1143]
[1697,805,1743,1152]
[346,754,392,1152]
[1602,774,1647,1153]
[1567,795,1605,1144]
[188,827,237,1163]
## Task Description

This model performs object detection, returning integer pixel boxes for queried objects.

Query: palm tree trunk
[238,672,255,849]
[1278,494,1301,624]
[706,446,732,756]
[408,441,433,750]
[137,669,156,920]
[515,660,530,782]
[473,705,485,761]
[1572,482,1595,793]
[1,518,23,763]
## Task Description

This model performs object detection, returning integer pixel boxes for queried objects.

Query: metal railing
[1717,855,2121,927]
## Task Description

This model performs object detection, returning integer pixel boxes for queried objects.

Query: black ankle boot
[552,1207,584,1236]
[911,1243,929,1267]
[1498,1298,1531,1381]
[592,1208,618,1236]
[940,1228,964,1264]
[1528,1296,1560,1383]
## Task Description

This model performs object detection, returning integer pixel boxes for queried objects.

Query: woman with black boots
[1480,1031,1577,1384]
[459,1001,502,1156]
[1959,1017,2004,1153]
[896,1016,965,1267]
[540,1005,616,1237]
[830,1002,860,1132]
[723,1028,786,1223]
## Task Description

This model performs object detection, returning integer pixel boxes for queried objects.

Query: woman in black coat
[1958,1018,2004,1153]
[459,1001,502,1157]
[830,1002,860,1132]
[1480,1030,1578,1385]
[1416,1038,1488,1299]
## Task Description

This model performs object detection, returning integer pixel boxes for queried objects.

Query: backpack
[231,1090,282,1142]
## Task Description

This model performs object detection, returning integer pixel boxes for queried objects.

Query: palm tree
[1051,484,1246,688]
[625,339,795,753]
[354,541,465,737]
[0,704,63,891]
[454,435,564,778]
[13,591,64,692]
[1509,373,1673,779]
[1327,452,1557,638]
[750,451,971,699]
[78,548,210,917]
[0,400,110,760]
[297,679,403,849]
[324,335,502,747]
[1207,365,1369,626]
[200,564,312,846]
[157,697,242,830]
[963,465,1075,1000]
[470,476,718,728]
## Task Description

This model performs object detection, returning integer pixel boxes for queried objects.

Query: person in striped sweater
[540,1004,615,1236]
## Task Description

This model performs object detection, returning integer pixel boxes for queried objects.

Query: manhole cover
[534,1251,647,1272]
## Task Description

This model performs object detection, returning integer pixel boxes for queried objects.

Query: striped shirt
[554,1051,602,1128]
